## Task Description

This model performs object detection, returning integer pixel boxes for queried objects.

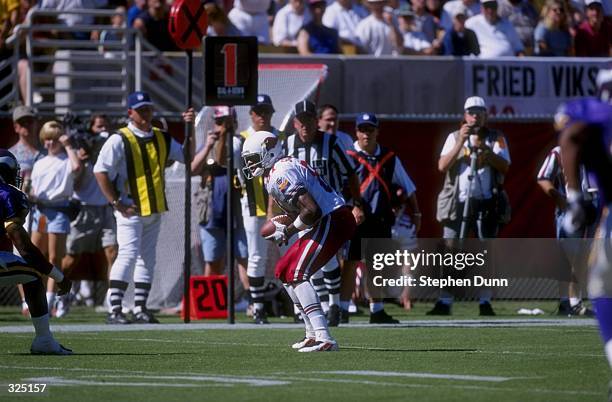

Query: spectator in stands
[228,0,272,44]
[99,6,125,52]
[497,0,539,52]
[426,0,444,25]
[206,2,243,37]
[322,0,368,47]
[397,5,437,54]
[191,106,248,277]
[355,0,403,55]
[410,0,438,42]
[574,0,612,57]
[297,0,341,55]
[272,0,312,47]
[39,0,99,40]
[127,0,145,27]
[133,0,178,51]
[0,0,19,53]
[466,0,525,57]
[430,96,510,316]
[440,0,480,31]
[62,113,117,309]
[534,0,572,56]
[30,121,83,318]
[440,5,480,55]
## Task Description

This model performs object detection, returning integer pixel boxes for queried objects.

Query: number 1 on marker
[221,43,237,87]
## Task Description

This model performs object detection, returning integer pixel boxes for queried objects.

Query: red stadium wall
[1,118,558,238]
[336,120,558,239]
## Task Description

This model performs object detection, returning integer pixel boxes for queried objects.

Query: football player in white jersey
[242,131,357,352]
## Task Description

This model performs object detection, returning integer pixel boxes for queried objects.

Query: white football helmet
[241,131,283,179]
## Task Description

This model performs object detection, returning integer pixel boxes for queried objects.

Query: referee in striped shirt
[284,100,365,326]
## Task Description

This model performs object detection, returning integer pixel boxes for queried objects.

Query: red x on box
[169,0,208,50]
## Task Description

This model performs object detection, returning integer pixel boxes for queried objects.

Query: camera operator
[61,113,118,310]
[430,96,511,316]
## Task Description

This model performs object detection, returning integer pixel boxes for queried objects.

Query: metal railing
[0,8,203,119]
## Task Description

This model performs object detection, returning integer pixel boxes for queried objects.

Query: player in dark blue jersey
[558,69,612,396]
[0,149,72,354]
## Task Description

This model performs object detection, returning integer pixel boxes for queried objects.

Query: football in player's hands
[260,214,293,238]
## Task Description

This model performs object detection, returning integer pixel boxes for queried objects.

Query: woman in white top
[30,120,82,316]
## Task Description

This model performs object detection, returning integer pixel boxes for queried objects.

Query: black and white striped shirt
[283,130,355,194]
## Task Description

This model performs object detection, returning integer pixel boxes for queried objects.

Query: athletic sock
[133,282,151,314]
[310,272,329,311]
[248,276,266,311]
[31,314,52,338]
[108,280,128,314]
[46,292,55,309]
[294,281,330,341]
[324,266,341,307]
[370,302,383,314]
[593,298,612,368]
[284,284,314,338]
[569,297,582,307]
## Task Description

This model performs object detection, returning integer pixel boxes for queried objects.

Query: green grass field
[0,302,609,402]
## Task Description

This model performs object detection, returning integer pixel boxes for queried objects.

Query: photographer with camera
[430,96,511,316]
[61,113,118,310]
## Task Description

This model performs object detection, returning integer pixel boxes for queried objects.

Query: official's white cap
[585,0,602,7]
[464,96,487,110]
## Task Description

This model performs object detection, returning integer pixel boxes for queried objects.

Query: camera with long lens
[62,113,103,161]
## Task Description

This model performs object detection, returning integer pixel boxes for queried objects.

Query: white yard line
[311,370,519,382]
[79,374,288,386]
[0,319,598,334]
[22,377,231,388]
[0,366,599,396]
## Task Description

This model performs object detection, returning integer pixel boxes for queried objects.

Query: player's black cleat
[340,308,350,324]
[479,302,496,316]
[133,310,160,324]
[327,305,341,327]
[107,311,131,324]
[253,309,269,324]
[557,300,571,315]
[56,277,72,297]
[568,303,595,317]
[369,309,399,324]
[426,301,451,316]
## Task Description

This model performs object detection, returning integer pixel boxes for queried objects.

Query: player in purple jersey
[0,149,72,354]
[558,69,612,398]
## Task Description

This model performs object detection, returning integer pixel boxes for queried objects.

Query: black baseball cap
[251,94,275,113]
[294,100,316,117]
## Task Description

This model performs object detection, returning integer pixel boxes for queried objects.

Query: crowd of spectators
[1,0,609,59]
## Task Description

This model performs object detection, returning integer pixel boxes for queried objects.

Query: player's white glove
[562,189,585,235]
[265,221,288,246]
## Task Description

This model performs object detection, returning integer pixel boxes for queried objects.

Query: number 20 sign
[204,36,258,105]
